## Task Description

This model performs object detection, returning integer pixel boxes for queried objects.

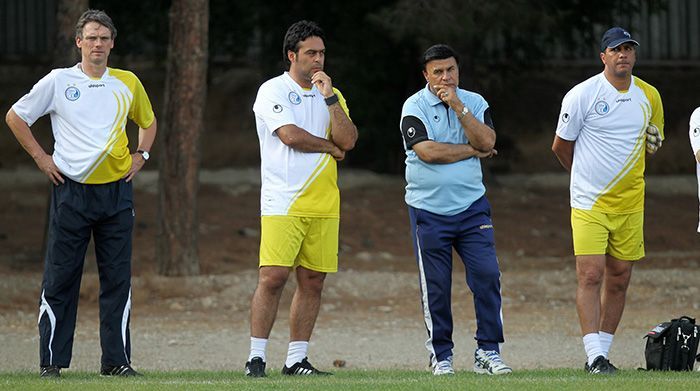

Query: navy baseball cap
[600,27,639,52]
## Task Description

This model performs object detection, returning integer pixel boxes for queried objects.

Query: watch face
[140,151,150,160]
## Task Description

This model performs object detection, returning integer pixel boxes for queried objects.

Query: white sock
[599,331,614,359]
[249,337,267,362]
[583,332,603,366]
[285,341,309,367]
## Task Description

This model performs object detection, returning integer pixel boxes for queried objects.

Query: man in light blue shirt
[399,44,510,376]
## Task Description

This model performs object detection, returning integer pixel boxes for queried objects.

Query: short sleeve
[11,70,58,126]
[128,75,155,129]
[253,81,296,134]
[690,107,700,156]
[400,98,432,149]
[555,87,585,141]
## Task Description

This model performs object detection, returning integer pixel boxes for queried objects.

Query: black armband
[400,115,429,149]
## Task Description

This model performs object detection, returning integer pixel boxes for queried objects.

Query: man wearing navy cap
[552,27,664,374]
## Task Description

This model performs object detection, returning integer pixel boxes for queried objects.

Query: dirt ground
[1,168,699,374]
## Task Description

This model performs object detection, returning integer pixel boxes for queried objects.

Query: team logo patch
[65,86,80,101]
[594,100,609,116]
[407,127,416,138]
[433,115,440,123]
[288,91,301,105]
[561,113,570,123]
[272,104,283,113]
[693,128,700,137]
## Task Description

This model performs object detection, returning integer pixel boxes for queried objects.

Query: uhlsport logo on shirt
[288,91,301,105]
[594,100,609,115]
[693,127,700,138]
[561,113,570,123]
[64,86,80,101]
[407,127,416,138]
[272,104,283,113]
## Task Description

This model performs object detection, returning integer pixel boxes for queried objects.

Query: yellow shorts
[259,215,339,273]
[571,208,644,261]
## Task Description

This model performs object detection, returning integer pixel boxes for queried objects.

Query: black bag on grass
[644,316,700,371]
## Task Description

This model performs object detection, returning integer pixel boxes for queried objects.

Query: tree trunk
[156,0,209,276]
[53,0,87,67]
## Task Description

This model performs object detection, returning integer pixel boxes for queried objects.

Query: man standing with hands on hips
[400,44,510,376]
[5,9,156,377]
[552,27,663,374]
[246,20,357,377]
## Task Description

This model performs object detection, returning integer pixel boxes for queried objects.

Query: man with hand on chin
[399,44,510,376]
[246,20,357,377]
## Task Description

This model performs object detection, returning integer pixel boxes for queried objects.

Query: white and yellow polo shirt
[253,72,349,218]
[556,72,664,213]
[12,64,155,184]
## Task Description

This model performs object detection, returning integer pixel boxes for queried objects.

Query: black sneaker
[40,365,61,378]
[100,364,142,377]
[245,357,267,377]
[281,357,332,376]
[607,360,619,372]
[585,356,615,374]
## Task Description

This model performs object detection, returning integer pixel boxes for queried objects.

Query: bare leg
[250,266,291,338]
[599,255,634,334]
[289,266,326,341]
[576,255,606,335]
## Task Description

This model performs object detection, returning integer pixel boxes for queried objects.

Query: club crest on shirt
[272,104,283,113]
[594,100,609,116]
[64,86,80,101]
[288,91,301,105]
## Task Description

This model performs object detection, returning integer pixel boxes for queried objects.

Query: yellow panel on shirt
[85,68,155,183]
[287,88,349,217]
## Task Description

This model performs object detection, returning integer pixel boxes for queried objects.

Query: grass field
[2,369,700,390]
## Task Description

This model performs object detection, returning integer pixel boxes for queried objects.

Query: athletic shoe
[585,356,616,374]
[429,354,455,376]
[474,348,513,375]
[281,357,332,376]
[607,360,619,372]
[40,365,61,378]
[100,364,142,377]
[245,357,267,377]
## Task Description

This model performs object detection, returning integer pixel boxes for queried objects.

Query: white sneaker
[474,348,512,375]
[430,355,455,376]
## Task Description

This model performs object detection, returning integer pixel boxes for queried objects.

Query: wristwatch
[137,150,150,160]
[458,105,469,120]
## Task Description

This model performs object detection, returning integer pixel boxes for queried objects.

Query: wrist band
[325,94,339,106]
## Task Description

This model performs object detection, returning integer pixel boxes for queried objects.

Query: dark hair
[421,44,459,70]
[282,20,325,68]
[75,9,117,39]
